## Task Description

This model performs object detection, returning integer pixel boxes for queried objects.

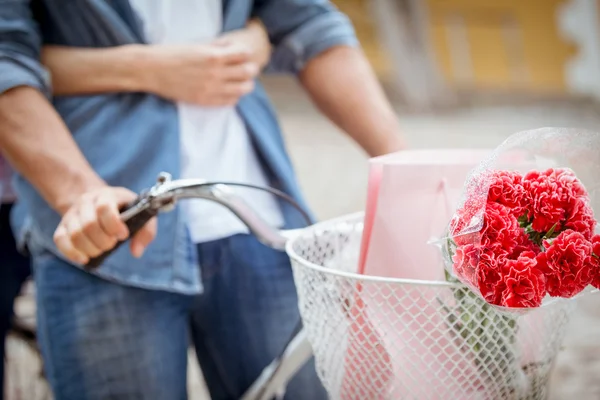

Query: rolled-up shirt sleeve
[253,0,359,74]
[0,0,51,97]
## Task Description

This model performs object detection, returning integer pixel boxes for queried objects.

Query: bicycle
[6,173,318,400]
[7,171,575,399]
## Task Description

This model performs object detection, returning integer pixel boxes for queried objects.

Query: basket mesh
[287,214,574,400]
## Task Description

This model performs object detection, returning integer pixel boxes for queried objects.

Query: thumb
[129,216,158,258]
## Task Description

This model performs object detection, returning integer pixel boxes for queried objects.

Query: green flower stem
[442,241,541,398]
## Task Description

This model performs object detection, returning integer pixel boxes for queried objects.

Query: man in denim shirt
[0,0,404,398]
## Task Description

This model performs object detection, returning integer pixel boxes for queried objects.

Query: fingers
[53,187,152,266]
[130,217,157,258]
[210,63,257,105]
[224,79,255,95]
[53,223,89,265]
[214,43,252,65]
[95,189,131,241]
[193,78,255,107]
[222,62,259,82]
[70,199,106,256]
[211,37,231,47]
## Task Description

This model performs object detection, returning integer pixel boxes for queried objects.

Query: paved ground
[6,76,600,399]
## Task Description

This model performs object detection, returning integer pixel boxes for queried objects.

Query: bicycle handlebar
[84,172,305,270]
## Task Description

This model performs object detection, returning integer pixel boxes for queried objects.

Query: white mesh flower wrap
[441,128,600,310]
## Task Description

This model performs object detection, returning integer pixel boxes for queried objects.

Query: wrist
[118,44,160,93]
[53,173,107,216]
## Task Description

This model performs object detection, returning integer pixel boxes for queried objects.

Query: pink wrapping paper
[354,149,493,398]
[340,161,393,399]
[360,149,493,279]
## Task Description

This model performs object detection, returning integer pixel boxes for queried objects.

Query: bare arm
[0,87,105,213]
[252,0,404,157]
[43,19,270,99]
[0,1,104,213]
[0,2,154,264]
[299,46,404,157]
[0,89,152,263]
[41,45,144,96]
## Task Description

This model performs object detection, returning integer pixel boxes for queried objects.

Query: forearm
[42,45,148,95]
[0,86,104,213]
[299,46,404,157]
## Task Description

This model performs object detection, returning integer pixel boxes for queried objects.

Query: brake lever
[84,173,176,270]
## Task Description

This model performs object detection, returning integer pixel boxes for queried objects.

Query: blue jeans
[33,234,327,400]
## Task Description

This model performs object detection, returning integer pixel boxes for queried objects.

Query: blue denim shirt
[0,0,357,294]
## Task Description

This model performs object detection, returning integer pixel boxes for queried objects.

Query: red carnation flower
[452,241,510,291]
[510,229,541,259]
[524,168,587,199]
[477,248,509,305]
[453,243,509,305]
[487,170,530,218]
[452,243,479,288]
[564,197,596,240]
[480,202,520,253]
[589,235,600,289]
[523,168,590,233]
[478,266,504,306]
[536,230,593,298]
[449,196,486,246]
[500,251,546,308]
[592,235,600,258]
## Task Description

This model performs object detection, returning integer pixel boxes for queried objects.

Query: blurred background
[271,0,600,222]
[266,0,600,398]
[333,0,600,110]
[6,0,600,399]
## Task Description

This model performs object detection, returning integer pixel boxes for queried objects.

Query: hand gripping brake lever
[85,172,295,269]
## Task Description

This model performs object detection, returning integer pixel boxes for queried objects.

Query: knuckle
[80,192,95,203]
[70,228,86,244]
[245,64,258,77]
[64,250,81,263]
[238,50,251,61]
[96,202,112,216]
[207,71,222,83]
[53,232,65,246]
[87,247,102,258]
[81,220,98,236]
[206,53,220,65]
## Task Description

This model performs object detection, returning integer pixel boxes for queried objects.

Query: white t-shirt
[129,0,284,243]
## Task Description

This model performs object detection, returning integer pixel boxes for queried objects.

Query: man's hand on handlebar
[53,186,157,265]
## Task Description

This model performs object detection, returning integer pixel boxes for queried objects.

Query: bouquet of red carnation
[443,129,600,309]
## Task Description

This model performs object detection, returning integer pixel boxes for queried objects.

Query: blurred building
[332,0,600,108]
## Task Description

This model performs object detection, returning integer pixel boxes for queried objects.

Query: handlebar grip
[84,201,159,270]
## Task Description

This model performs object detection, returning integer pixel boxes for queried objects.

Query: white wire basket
[286,213,575,400]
